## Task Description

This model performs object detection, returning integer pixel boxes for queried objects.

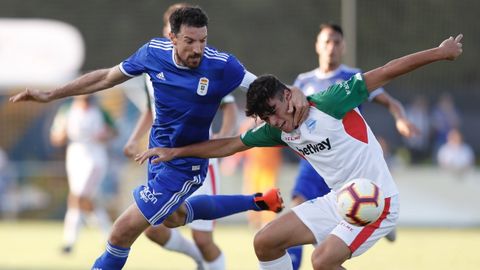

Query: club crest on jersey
[197,77,209,96]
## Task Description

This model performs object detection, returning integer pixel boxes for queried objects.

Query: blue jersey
[121,38,246,225]
[291,65,383,200]
[120,38,246,173]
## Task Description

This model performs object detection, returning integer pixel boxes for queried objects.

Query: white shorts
[292,191,399,257]
[187,158,221,232]
[66,143,108,198]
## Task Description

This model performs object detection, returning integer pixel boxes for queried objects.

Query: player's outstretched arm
[9,66,129,103]
[364,34,463,92]
[135,136,251,165]
[373,92,419,138]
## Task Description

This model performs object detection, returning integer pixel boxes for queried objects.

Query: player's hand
[9,88,52,103]
[395,118,420,138]
[135,147,175,165]
[439,34,463,61]
[288,86,309,128]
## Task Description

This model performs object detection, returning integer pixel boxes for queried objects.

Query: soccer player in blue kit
[10,6,309,270]
[287,23,419,269]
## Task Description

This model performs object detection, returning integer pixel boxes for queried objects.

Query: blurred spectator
[437,128,475,178]
[50,94,117,254]
[0,147,19,219]
[431,93,460,155]
[403,95,432,164]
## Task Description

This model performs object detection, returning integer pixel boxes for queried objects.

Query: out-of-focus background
[0,0,479,269]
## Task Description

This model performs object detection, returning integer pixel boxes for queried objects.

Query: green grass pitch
[0,221,479,269]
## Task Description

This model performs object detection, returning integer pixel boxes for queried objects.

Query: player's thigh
[254,210,316,250]
[311,234,351,268]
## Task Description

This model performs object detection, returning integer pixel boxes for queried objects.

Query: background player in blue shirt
[10,6,309,270]
[287,23,419,269]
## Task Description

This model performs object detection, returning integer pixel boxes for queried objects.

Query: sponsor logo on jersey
[192,165,200,171]
[156,72,166,81]
[139,186,158,204]
[295,138,331,155]
[197,77,209,96]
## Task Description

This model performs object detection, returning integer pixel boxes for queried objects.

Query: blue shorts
[134,162,207,226]
[291,159,331,201]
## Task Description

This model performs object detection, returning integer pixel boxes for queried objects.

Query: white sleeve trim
[368,87,385,102]
[238,71,257,91]
[118,62,137,77]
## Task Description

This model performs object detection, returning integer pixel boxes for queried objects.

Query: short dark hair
[319,23,343,37]
[163,3,191,26]
[246,75,289,119]
[169,6,209,34]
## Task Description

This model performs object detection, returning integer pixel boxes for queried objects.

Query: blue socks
[288,245,303,270]
[91,242,130,270]
[184,194,259,223]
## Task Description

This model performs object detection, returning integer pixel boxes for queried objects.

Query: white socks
[63,208,83,246]
[259,253,293,270]
[164,228,204,267]
[205,252,225,270]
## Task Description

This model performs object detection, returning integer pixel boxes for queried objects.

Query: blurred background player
[403,95,432,164]
[221,117,282,230]
[431,92,461,157]
[122,4,237,269]
[287,23,419,269]
[50,94,117,254]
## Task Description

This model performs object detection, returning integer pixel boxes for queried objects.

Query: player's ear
[169,32,176,44]
[284,88,292,101]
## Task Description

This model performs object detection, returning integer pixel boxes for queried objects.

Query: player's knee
[253,227,277,259]
[163,211,185,228]
[310,245,345,270]
[192,231,214,249]
[143,227,157,241]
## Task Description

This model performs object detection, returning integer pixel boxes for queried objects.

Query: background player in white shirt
[136,34,463,270]
[50,94,117,254]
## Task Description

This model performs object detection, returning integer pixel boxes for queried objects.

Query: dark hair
[163,3,191,26]
[319,23,343,37]
[246,75,288,119]
[169,6,209,34]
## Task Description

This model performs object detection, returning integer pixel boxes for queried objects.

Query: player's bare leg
[108,204,150,247]
[254,211,315,265]
[311,235,350,270]
[192,230,221,261]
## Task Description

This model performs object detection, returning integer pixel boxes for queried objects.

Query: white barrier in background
[217,164,480,227]
[0,18,84,89]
